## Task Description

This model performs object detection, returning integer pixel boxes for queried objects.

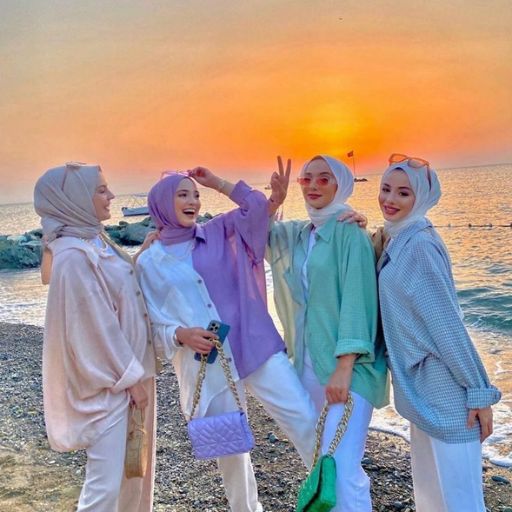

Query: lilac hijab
[148,173,196,245]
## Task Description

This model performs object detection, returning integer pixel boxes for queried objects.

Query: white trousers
[410,423,486,512]
[300,351,374,512]
[206,351,317,512]
[78,378,156,512]
[78,411,128,511]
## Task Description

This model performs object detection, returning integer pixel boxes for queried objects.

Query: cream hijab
[34,163,120,284]
[301,155,354,227]
[34,162,103,242]
[382,161,441,239]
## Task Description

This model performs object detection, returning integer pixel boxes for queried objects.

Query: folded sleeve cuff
[335,339,375,361]
[111,356,145,394]
[229,180,252,204]
[466,386,502,409]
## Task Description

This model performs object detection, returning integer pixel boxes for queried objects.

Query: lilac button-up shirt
[192,181,285,378]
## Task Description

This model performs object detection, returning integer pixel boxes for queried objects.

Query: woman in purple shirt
[137,166,317,512]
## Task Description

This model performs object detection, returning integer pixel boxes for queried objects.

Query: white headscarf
[382,161,441,238]
[34,162,104,242]
[301,155,354,227]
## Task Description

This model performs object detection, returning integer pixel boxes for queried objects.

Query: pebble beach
[0,322,511,512]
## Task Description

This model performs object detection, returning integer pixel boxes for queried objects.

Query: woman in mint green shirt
[267,155,388,512]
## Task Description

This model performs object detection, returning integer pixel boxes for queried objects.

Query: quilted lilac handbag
[187,340,254,460]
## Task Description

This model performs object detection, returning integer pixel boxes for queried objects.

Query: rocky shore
[0,322,510,512]
[0,215,214,270]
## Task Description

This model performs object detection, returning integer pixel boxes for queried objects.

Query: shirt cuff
[111,356,145,394]
[466,386,501,409]
[334,339,375,362]
[229,180,252,204]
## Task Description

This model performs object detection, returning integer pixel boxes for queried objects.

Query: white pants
[78,411,128,511]
[410,423,486,512]
[206,351,317,512]
[78,378,156,512]
[300,351,374,512]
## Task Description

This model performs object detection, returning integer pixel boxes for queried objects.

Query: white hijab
[382,161,441,238]
[302,155,354,227]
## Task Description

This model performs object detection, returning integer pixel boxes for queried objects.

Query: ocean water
[1,164,511,465]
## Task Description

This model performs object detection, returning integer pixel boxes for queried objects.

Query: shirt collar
[385,218,432,261]
[151,226,206,265]
[298,215,337,244]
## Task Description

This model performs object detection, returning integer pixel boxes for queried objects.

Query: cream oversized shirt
[44,237,156,452]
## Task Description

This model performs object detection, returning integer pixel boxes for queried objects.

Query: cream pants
[411,423,486,512]
[78,378,156,512]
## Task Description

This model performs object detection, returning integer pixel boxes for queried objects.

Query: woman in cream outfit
[34,162,157,512]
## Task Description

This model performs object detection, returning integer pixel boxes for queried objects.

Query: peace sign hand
[269,156,291,212]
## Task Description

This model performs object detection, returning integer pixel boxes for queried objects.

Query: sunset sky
[1,0,511,202]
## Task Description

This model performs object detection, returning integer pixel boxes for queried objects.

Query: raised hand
[188,167,218,189]
[270,156,291,206]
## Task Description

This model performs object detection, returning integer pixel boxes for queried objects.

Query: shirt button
[197,279,203,284]
[207,303,212,308]
[136,291,141,296]
[129,269,134,275]
[144,312,148,318]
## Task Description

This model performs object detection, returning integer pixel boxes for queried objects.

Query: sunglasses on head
[297,175,336,187]
[160,170,189,180]
[388,153,432,188]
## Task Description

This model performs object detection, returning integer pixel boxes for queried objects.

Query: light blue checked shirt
[378,218,501,443]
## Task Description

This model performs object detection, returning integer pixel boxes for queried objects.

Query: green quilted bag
[296,394,354,512]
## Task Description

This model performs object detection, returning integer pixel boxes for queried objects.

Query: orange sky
[1,0,511,202]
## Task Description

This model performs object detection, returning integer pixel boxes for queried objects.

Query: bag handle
[190,340,243,419]
[129,406,146,432]
[311,393,354,466]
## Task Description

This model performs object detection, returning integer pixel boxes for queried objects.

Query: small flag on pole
[347,150,354,158]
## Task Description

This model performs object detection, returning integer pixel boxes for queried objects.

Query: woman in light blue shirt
[374,154,501,512]
[267,155,389,512]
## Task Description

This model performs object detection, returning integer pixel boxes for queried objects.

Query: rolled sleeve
[111,356,145,393]
[467,386,501,409]
[334,338,374,360]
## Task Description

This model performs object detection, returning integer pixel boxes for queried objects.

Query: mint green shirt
[268,216,389,408]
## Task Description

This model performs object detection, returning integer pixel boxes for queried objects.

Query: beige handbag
[124,407,148,479]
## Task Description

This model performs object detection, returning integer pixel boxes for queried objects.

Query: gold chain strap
[190,340,243,419]
[312,393,354,466]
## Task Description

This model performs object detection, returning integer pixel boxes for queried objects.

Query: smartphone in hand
[194,320,230,364]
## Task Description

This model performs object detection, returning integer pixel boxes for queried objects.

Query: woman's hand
[325,354,356,404]
[338,210,368,229]
[188,166,218,188]
[188,167,235,196]
[467,407,493,442]
[128,381,149,409]
[133,230,160,263]
[175,326,216,354]
[268,156,291,216]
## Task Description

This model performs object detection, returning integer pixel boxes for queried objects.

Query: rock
[267,432,279,444]
[492,475,511,485]
[0,238,41,270]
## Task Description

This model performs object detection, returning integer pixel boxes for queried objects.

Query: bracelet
[173,328,183,347]
[217,179,226,193]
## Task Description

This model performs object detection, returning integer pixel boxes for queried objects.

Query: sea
[1,164,511,466]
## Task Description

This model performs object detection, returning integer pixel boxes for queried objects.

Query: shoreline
[0,322,510,511]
